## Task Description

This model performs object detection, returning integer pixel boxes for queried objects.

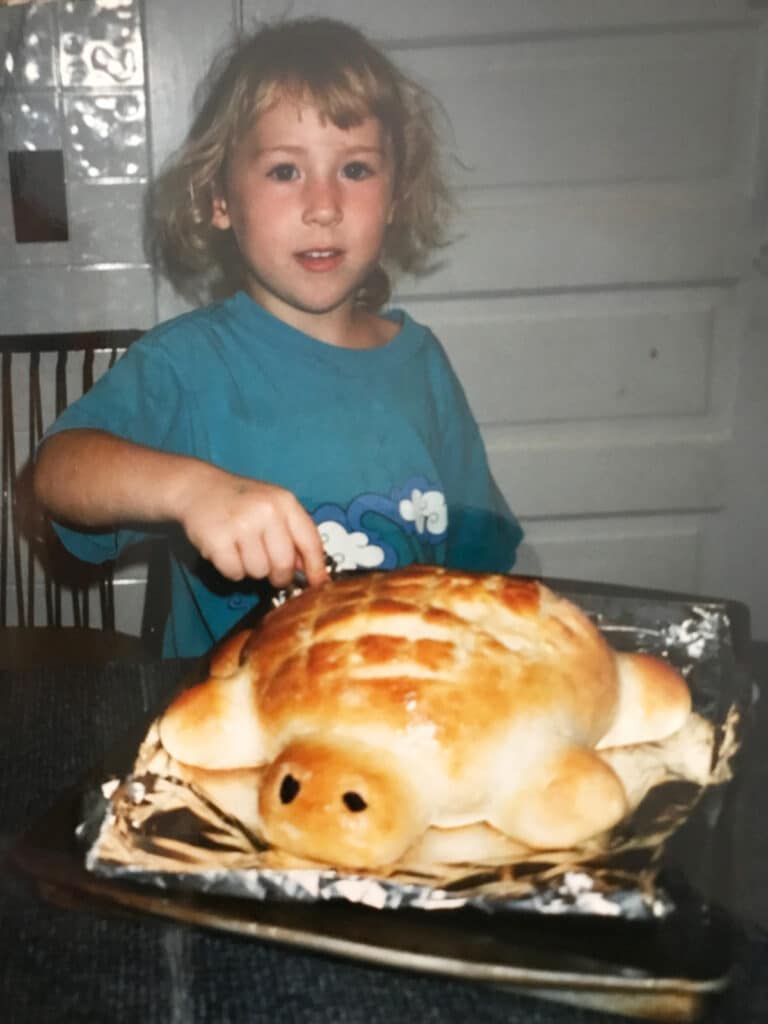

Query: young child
[34,17,523,657]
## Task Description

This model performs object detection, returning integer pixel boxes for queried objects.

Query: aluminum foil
[80,590,751,921]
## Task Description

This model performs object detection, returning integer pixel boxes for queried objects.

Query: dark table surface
[0,626,766,1023]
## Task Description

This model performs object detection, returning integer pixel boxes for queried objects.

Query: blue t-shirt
[45,292,523,656]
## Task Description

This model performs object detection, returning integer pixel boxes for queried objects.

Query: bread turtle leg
[596,652,692,749]
[488,743,628,850]
[158,671,265,770]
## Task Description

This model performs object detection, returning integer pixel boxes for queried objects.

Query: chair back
[0,330,166,649]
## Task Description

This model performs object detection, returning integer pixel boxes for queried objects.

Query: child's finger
[290,512,327,586]
[204,538,248,582]
[232,536,269,582]
[260,523,299,588]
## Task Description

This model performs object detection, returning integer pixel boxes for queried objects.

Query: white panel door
[144,1,768,637]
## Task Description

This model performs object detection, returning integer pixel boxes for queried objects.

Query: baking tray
[11,581,756,1021]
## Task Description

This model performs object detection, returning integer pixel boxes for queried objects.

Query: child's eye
[267,163,299,182]
[342,161,374,181]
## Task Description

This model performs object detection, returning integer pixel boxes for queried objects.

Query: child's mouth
[295,249,344,272]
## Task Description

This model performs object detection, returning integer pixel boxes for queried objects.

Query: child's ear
[211,195,231,230]
[386,200,396,226]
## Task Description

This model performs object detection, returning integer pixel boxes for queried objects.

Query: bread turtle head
[258,734,431,868]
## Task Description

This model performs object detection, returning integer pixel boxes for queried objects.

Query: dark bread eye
[279,774,300,804]
[342,791,367,812]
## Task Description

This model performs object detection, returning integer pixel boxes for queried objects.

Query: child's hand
[34,431,328,590]
[178,469,327,589]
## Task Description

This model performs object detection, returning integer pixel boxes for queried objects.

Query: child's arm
[34,428,328,588]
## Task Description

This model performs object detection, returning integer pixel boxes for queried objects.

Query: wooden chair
[0,330,169,668]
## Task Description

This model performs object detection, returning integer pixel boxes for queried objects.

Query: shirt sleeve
[428,336,523,572]
[40,333,190,565]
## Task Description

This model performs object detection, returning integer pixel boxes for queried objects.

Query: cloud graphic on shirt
[318,520,385,570]
[398,489,448,536]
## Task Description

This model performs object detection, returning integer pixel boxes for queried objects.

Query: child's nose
[302,177,342,226]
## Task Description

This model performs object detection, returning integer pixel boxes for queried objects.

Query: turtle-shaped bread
[158,566,691,870]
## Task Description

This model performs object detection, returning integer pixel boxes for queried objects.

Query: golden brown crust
[209,629,250,677]
[241,569,619,759]
[158,567,692,867]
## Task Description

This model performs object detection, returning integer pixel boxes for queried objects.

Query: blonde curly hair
[148,17,454,310]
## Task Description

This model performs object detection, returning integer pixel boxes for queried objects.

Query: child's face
[212,96,395,342]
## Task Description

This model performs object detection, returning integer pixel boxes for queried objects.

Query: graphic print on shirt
[313,475,448,571]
